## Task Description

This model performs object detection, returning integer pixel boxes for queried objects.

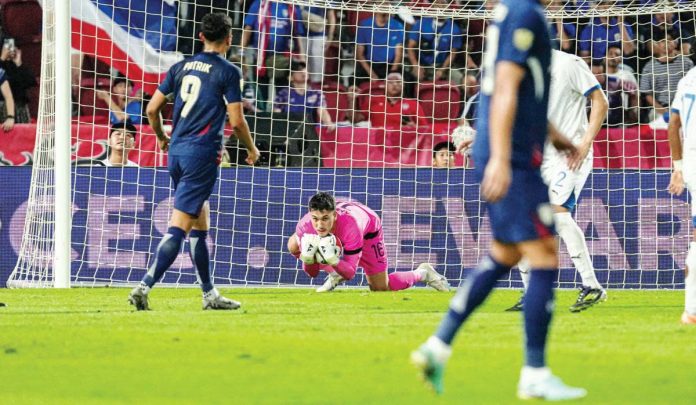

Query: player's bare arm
[548,122,579,167]
[227,102,259,165]
[482,61,523,203]
[668,112,685,196]
[146,90,170,152]
[572,88,608,170]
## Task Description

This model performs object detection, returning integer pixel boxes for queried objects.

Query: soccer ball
[315,234,343,265]
[451,125,476,155]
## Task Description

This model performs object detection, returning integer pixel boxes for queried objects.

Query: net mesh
[9,0,696,289]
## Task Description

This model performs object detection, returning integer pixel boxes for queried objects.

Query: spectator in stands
[640,30,694,121]
[101,121,138,167]
[564,0,592,12]
[298,6,336,84]
[0,40,36,124]
[355,13,405,84]
[0,67,15,132]
[639,5,692,56]
[578,1,635,64]
[273,61,335,131]
[97,77,145,125]
[548,0,577,53]
[241,0,306,102]
[458,72,479,127]
[406,0,464,84]
[605,45,639,126]
[432,141,455,168]
[367,72,428,128]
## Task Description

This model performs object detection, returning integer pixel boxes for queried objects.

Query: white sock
[520,366,551,384]
[137,282,151,294]
[518,259,531,291]
[425,336,452,363]
[414,266,428,279]
[555,212,602,290]
[685,242,696,314]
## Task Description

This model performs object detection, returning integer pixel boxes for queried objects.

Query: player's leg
[411,240,519,394]
[683,219,696,324]
[556,159,605,311]
[505,259,529,312]
[362,232,449,292]
[516,237,586,400]
[129,208,194,310]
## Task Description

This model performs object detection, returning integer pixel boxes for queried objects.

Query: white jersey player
[667,66,696,325]
[508,50,609,312]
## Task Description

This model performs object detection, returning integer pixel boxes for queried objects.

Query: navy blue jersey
[158,52,243,160]
[473,0,551,169]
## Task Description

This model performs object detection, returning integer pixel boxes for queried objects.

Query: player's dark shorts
[168,154,218,217]
[476,167,556,244]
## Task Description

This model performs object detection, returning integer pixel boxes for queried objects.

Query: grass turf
[0,288,694,404]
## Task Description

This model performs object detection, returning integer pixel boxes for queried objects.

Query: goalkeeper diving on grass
[128,13,259,311]
[288,192,450,293]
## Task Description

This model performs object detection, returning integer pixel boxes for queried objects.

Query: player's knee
[369,283,389,292]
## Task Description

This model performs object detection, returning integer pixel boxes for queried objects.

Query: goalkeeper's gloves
[300,234,321,264]
[316,235,340,266]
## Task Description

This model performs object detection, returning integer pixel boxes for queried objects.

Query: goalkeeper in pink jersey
[288,192,450,292]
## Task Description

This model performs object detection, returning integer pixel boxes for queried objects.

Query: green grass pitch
[0,288,694,404]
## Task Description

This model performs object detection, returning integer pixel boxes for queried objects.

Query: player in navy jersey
[128,13,259,311]
[411,1,587,400]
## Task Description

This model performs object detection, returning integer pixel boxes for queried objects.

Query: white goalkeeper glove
[451,125,476,155]
[299,234,321,264]
[315,235,340,266]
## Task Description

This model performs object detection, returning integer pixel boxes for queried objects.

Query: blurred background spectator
[0,39,36,124]
[97,77,146,125]
[355,12,405,85]
[242,0,306,105]
[578,1,635,65]
[432,141,455,168]
[640,30,694,121]
[406,0,465,84]
[298,5,337,84]
[273,61,335,131]
[604,45,639,126]
[101,121,138,167]
[366,72,428,128]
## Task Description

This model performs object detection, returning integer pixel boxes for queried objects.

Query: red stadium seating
[417,81,461,123]
[314,81,350,123]
[0,0,41,42]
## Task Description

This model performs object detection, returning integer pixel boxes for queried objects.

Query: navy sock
[189,230,213,293]
[524,269,557,368]
[435,255,511,345]
[142,227,186,288]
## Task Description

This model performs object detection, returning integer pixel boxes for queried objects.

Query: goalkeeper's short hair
[309,192,336,212]
[200,13,232,43]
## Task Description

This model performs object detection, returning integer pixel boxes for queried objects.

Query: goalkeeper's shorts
[168,154,218,217]
[358,229,388,276]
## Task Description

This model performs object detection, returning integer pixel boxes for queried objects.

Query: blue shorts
[168,154,218,217]
[477,167,556,244]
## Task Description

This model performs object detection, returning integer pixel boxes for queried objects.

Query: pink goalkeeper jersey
[295,199,382,253]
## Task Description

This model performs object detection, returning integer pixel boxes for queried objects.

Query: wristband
[673,160,683,171]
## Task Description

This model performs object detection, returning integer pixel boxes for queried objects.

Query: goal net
[8,0,696,289]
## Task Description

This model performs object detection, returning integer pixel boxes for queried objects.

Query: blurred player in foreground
[128,13,259,311]
[411,0,587,400]
[667,66,696,325]
[288,192,450,293]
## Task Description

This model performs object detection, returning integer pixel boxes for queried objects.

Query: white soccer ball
[314,234,343,265]
[451,125,476,155]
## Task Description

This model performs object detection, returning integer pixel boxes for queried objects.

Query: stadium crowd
[0,0,695,167]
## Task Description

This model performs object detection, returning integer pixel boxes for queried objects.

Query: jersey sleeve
[356,21,371,46]
[336,217,364,256]
[0,68,7,85]
[157,65,177,97]
[222,65,243,104]
[568,57,602,96]
[496,6,545,66]
[578,26,592,52]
